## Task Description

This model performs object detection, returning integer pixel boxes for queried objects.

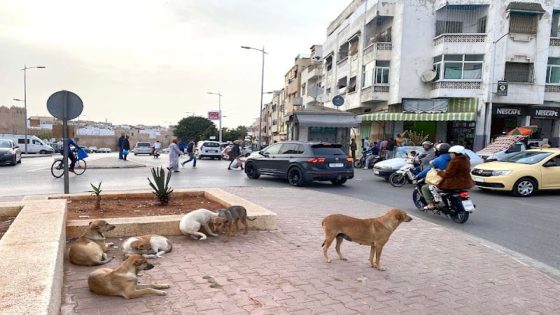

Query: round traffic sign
[47,90,84,120]
[332,95,345,107]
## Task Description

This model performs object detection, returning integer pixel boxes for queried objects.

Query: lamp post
[241,45,267,149]
[484,33,509,147]
[18,65,46,154]
[207,92,223,143]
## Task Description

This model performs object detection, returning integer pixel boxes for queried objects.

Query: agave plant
[88,181,103,210]
[147,167,173,205]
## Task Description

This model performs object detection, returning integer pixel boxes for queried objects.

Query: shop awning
[360,111,476,122]
[506,2,545,14]
[296,114,361,127]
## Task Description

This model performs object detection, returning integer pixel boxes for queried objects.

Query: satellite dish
[421,70,437,83]
[316,94,327,103]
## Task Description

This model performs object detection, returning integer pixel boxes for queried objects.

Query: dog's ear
[88,221,92,226]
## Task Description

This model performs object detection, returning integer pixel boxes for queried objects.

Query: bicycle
[51,150,87,178]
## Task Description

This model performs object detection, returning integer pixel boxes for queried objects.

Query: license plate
[472,176,484,182]
[209,150,217,153]
[462,200,475,212]
[329,163,343,168]
[374,170,379,175]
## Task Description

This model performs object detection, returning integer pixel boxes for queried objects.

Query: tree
[174,116,216,141]
[222,126,248,142]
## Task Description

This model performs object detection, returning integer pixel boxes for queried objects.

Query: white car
[196,141,222,159]
[97,147,111,153]
[134,142,153,155]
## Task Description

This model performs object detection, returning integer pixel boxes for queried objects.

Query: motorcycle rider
[415,143,452,210]
[364,141,380,169]
[418,141,436,170]
[436,145,475,192]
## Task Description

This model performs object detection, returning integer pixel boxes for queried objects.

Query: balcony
[361,85,389,103]
[433,33,486,46]
[430,81,482,98]
[433,33,487,55]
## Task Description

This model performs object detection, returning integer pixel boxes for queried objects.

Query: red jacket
[437,155,475,190]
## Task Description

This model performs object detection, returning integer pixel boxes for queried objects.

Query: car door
[255,143,282,174]
[275,143,299,176]
[541,154,560,188]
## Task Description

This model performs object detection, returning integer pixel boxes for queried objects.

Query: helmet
[422,141,433,148]
[449,145,465,155]
[435,143,451,153]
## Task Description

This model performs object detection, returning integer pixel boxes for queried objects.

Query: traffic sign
[208,111,220,120]
[47,90,84,120]
[332,95,345,107]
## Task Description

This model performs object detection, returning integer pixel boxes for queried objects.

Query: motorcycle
[412,178,475,223]
[353,150,382,169]
[389,159,420,187]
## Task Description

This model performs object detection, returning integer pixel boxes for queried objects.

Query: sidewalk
[61,187,560,314]
[87,157,145,169]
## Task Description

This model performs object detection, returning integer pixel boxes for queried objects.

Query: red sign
[208,111,220,120]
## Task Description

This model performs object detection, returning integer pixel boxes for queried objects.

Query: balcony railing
[431,81,482,90]
[433,33,487,46]
[550,38,560,47]
[373,85,390,92]
[376,42,392,50]
[545,85,560,92]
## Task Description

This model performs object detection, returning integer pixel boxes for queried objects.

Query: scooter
[412,178,475,224]
[353,150,382,169]
[389,159,420,187]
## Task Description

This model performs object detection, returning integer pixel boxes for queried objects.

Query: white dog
[179,209,226,240]
[122,235,172,258]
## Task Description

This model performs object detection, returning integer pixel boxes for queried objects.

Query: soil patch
[66,195,224,220]
[0,217,15,239]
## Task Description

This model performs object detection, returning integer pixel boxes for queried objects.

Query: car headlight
[491,170,511,176]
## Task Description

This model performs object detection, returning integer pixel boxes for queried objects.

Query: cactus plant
[147,167,173,205]
[88,181,103,210]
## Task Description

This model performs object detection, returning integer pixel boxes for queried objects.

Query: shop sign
[493,105,527,117]
[497,81,508,96]
[530,107,560,119]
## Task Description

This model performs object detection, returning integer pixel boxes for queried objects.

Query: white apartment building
[322,0,560,150]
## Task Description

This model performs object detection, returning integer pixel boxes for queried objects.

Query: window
[338,42,349,61]
[362,62,374,88]
[433,54,483,80]
[349,36,359,56]
[337,77,347,89]
[504,62,534,83]
[263,143,282,155]
[478,16,487,33]
[301,83,306,96]
[552,11,560,37]
[325,55,333,71]
[547,58,560,84]
[279,143,304,155]
[348,76,357,93]
[375,61,390,84]
[325,88,331,96]
[509,12,538,34]
[435,21,463,36]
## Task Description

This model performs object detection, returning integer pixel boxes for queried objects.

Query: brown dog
[217,206,256,236]
[321,209,412,271]
[68,220,116,266]
[88,254,170,299]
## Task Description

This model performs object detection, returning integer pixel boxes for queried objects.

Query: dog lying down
[122,235,172,258]
[179,208,226,240]
[88,254,170,299]
[68,219,116,266]
[321,208,412,271]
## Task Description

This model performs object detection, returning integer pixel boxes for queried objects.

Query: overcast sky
[0,0,349,128]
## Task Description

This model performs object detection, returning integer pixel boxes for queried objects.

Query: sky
[0,0,350,128]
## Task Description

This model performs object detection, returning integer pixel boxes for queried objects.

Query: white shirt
[153,142,162,150]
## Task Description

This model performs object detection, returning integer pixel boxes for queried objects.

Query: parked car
[244,141,354,186]
[471,148,560,197]
[0,139,22,166]
[221,144,253,159]
[97,147,112,153]
[476,135,527,161]
[133,142,153,155]
[88,146,98,153]
[0,134,54,154]
[373,146,483,180]
[196,141,222,159]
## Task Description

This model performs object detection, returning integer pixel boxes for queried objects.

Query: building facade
[321,0,560,149]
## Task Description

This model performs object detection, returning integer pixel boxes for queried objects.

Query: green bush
[147,167,173,205]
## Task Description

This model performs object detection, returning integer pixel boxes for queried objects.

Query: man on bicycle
[66,138,80,172]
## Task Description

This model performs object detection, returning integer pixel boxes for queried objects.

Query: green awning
[360,112,477,122]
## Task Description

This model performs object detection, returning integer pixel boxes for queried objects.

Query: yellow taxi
[471,148,560,197]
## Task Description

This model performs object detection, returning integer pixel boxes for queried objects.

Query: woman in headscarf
[167,138,183,173]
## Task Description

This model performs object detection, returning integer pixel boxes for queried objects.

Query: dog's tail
[247,217,257,221]
[94,256,115,266]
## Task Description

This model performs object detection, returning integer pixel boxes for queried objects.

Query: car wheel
[512,177,537,197]
[245,163,260,179]
[331,178,347,186]
[39,150,47,154]
[11,156,17,166]
[287,167,305,187]
[17,156,22,164]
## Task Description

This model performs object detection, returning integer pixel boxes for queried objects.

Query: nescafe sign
[493,106,527,117]
[531,107,560,119]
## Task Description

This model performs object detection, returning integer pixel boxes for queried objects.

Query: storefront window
[433,54,483,80]
[447,121,475,149]
[546,58,560,84]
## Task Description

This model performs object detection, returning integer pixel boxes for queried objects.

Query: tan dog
[122,235,173,258]
[321,209,412,271]
[88,254,170,299]
[68,220,116,266]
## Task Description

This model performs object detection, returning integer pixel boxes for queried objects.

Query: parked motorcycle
[389,159,419,187]
[412,178,475,223]
[353,150,382,169]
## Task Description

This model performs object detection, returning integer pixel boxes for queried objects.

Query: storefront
[529,106,560,146]
[490,104,528,139]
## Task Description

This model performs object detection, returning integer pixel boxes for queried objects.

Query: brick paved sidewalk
[61,187,560,314]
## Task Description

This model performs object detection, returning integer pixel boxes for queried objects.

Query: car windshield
[0,140,11,148]
[395,146,422,158]
[204,142,220,147]
[502,151,552,164]
[137,143,151,147]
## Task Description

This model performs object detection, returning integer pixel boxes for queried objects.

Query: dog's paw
[340,257,348,261]
[326,259,332,263]
[157,290,167,296]
[160,284,171,289]
[372,263,385,271]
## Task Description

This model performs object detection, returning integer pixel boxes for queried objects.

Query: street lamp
[241,45,267,149]
[207,92,223,143]
[484,33,509,147]
[18,65,46,154]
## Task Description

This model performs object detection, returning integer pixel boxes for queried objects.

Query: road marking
[26,166,51,172]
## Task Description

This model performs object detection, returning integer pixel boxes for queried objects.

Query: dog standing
[88,254,170,299]
[122,235,172,258]
[179,208,226,240]
[217,206,256,236]
[321,208,412,271]
[68,220,116,266]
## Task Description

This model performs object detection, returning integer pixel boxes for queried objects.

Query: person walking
[227,140,243,170]
[122,135,131,161]
[178,138,186,153]
[181,138,197,168]
[386,138,396,159]
[350,138,357,161]
[167,138,182,172]
[117,133,125,160]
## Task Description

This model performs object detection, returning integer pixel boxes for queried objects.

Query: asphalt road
[2,153,559,271]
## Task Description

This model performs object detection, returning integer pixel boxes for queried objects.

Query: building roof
[506,2,545,14]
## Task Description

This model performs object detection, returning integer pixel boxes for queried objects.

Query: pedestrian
[152,140,161,159]
[181,137,197,168]
[350,138,357,161]
[379,138,388,158]
[122,135,131,161]
[395,133,404,147]
[178,138,186,153]
[386,138,396,159]
[227,140,243,170]
[117,133,125,160]
[167,138,183,172]
[363,137,370,151]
